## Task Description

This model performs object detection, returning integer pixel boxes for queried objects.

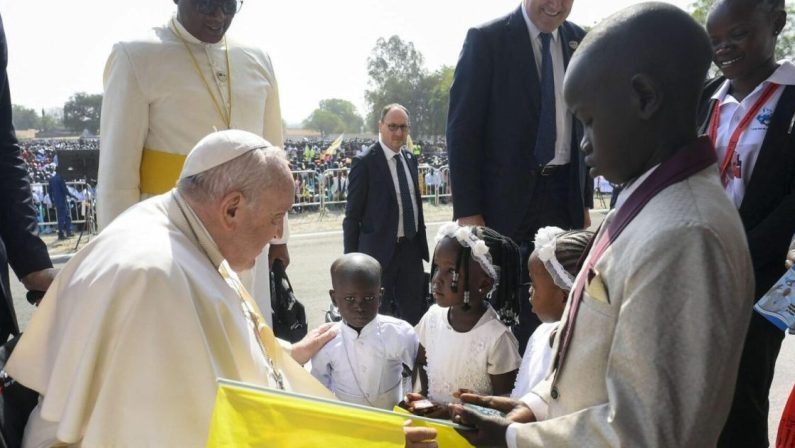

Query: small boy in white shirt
[311,253,419,410]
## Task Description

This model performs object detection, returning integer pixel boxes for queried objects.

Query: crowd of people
[18,139,98,184]
[18,136,451,216]
[1,0,793,447]
[19,137,447,183]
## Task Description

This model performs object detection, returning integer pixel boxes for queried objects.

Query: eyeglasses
[192,0,244,15]
[386,123,410,133]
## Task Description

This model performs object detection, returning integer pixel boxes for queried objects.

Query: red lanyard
[708,82,780,186]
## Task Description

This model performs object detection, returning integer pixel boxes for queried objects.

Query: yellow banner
[324,134,344,156]
[207,379,472,447]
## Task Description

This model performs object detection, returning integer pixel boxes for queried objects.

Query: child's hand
[448,394,536,446]
[451,388,476,400]
[403,420,438,448]
[448,402,513,447]
[456,392,536,424]
[405,393,450,419]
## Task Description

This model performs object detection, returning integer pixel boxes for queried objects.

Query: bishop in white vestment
[96,5,285,318]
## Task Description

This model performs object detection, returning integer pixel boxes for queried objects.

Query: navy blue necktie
[395,152,417,239]
[534,32,556,167]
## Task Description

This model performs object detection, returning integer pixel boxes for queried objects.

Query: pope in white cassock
[7,130,336,447]
[96,0,286,319]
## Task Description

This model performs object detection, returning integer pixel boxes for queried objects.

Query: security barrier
[31,169,452,225]
[32,167,603,225]
[31,181,97,234]
[319,168,349,208]
[294,166,452,211]
[291,170,323,212]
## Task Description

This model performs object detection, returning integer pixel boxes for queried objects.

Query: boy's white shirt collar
[340,314,380,338]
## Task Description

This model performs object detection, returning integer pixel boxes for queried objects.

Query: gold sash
[140,148,187,195]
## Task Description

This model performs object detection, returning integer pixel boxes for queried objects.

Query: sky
[2,0,692,126]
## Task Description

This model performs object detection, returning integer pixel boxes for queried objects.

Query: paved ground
[11,205,794,442]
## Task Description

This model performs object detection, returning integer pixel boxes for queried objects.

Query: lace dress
[415,304,521,404]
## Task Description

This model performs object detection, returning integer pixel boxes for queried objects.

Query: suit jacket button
[551,387,559,400]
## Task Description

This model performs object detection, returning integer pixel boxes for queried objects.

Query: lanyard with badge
[708,82,780,187]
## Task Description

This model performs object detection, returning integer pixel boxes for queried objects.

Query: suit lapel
[508,7,540,114]
[373,142,398,206]
[558,23,580,69]
[739,85,795,220]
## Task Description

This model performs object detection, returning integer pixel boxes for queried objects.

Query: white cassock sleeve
[97,43,149,230]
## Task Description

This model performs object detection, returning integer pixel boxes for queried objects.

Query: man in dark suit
[0,14,56,342]
[343,104,429,325]
[447,0,591,350]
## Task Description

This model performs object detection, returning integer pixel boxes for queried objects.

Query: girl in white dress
[407,223,523,418]
[510,227,593,400]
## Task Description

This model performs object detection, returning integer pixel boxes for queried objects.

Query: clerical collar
[170,14,226,48]
[172,189,225,268]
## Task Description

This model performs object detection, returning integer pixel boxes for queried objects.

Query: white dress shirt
[310,314,419,410]
[379,136,419,238]
[710,60,795,208]
[521,2,572,166]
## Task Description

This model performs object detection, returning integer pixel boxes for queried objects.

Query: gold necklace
[171,19,233,128]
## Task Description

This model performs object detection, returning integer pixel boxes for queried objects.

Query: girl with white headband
[406,223,523,417]
[511,226,593,400]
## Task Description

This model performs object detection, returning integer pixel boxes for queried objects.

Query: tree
[303,99,364,135]
[422,65,454,137]
[365,36,427,133]
[364,36,456,138]
[318,99,364,133]
[11,104,39,130]
[63,92,102,134]
[303,109,344,137]
[40,107,65,133]
[689,0,795,60]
